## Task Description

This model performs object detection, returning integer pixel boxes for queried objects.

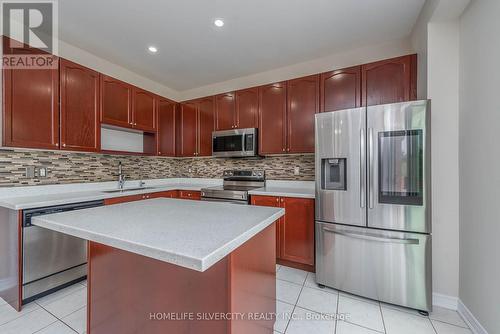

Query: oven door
[212,128,257,157]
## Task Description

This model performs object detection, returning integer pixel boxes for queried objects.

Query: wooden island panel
[87,223,276,334]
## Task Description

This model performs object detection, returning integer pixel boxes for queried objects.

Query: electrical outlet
[38,167,47,178]
[294,167,300,175]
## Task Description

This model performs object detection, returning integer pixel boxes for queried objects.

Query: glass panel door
[378,129,423,206]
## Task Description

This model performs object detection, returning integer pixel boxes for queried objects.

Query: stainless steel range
[201,170,265,204]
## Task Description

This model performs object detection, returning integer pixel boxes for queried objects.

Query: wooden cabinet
[235,87,259,129]
[258,82,287,155]
[132,88,156,131]
[286,75,319,153]
[148,190,178,199]
[320,66,361,112]
[60,59,100,152]
[362,54,417,106]
[251,195,314,270]
[179,97,214,157]
[104,194,145,205]
[105,190,181,205]
[157,99,176,156]
[178,190,201,200]
[215,93,235,130]
[100,74,132,128]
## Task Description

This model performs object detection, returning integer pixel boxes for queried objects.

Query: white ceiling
[59,0,425,91]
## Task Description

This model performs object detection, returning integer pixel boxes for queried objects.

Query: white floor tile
[296,286,338,315]
[430,307,468,328]
[43,288,87,319]
[382,307,436,334]
[274,301,294,333]
[276,280,302,305]
[0,301,39,326]
[36,284,85,307]
[36,320,77,334]
[276,267,308,285]
[285,306,335,334]
[338,294,384,332]
[0,307,57,334]
[336,320,382,334]
[432,320,472,334]
[62,307,86,334]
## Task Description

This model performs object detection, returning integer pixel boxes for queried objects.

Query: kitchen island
[32,198,284,334]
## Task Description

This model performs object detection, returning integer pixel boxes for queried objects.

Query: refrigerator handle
[368,127,374,209]
[322,227,419,245]
[359,128,366,208]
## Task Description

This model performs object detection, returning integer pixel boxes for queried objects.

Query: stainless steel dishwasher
[22,200,104,303]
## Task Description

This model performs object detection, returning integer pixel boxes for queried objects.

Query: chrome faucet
[117,162,126,190]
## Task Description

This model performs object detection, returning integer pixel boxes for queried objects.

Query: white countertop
[32,198,284,272]
[0,179,315,210]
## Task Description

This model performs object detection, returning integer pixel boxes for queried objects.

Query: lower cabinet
[104,190,180,205]
[149,190,178,199]
[251,195,315,271]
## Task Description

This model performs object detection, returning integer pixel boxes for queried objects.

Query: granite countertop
[32,198,284,272]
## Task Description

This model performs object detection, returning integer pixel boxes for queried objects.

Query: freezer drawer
[315,222,432,312]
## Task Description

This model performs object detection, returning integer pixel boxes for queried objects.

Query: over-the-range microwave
[212,128,258,158]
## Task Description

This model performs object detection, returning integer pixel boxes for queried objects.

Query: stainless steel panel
[315,222,432,311]
[23,225,87,284]
[200,197,248,205]
[315,108,366,226]
[200,188,248,201]
[23,264,86,300]
[367,100,431,233]
[212,128,257,157]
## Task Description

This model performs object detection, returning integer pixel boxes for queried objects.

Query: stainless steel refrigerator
[315,100,431,312]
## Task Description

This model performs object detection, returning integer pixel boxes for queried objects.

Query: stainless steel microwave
[212,128,258,157]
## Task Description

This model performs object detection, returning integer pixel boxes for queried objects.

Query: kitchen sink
[101,186,157,193]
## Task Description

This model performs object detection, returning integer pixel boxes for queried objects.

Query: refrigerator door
[367,100,431,233]
[315,108,366,226]
[316,222,432,312]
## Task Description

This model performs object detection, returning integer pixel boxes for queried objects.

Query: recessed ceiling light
[214,19,224,27]
[148,46,158,53]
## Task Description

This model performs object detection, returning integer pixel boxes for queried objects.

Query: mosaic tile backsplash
[0,149,314,187]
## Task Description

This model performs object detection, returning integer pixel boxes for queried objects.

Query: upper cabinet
[178,97,214,157]
[215,93,235,130]
[362,54,417,106]
[320,66,361,112]
[60,59,100,152]
[287,75,319,153]
[100,75,132,128]
[157,99,176,156]
[3,57,59,150]
[235,87,259,129]
[132,88,156,132]
[259,82,287,155]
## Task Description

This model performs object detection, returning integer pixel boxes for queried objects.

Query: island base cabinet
[87,223,276,334]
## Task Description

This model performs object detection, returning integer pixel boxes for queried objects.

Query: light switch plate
[294,167,300,175]
[38,167,47,178]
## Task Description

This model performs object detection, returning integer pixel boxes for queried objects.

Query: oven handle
[200,197,248,205]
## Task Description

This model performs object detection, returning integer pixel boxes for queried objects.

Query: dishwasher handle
[23,200,104,227]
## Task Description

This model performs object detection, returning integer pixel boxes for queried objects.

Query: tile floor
[0,266,471,334]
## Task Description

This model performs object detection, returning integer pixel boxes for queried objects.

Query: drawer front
[179,190,201,200]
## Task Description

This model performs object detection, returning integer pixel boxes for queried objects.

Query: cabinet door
[148,191,178,199]
[215,93,235,130]
[132,88,156,131]
[320,66,361,112]
[362,55,417,106]
[104,194,144,205]
[100,75,132,128]
[197,97,215,156]
[251,195,282,258]
[287,75,319,153]
[179,102,198,157]
[60,59,100,152]
[259,82,287,155]
[157,99,176,156]
[235,87,259,129]
[280,197,315,266]
[3,64,59,149]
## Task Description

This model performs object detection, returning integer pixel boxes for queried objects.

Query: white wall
[459,0,500,333]
[179,37,414,100]
[427,21,460,300]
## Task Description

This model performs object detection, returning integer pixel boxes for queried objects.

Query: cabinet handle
[282,148,285,152]
[55,143,59,146]
[286,148,290,152]
[280,198,284,203]
[62,143,66,147]
[276,198,279,203]
[158,151,161,155]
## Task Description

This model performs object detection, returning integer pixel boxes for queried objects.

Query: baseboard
[432,292,458,310]
[457,299,489,334]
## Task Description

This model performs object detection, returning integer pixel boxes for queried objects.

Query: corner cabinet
[178,97,214,157]
[362,54,417,106]
[251,195,315,271]
[3,57,60,149]
[60,59,100,152]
